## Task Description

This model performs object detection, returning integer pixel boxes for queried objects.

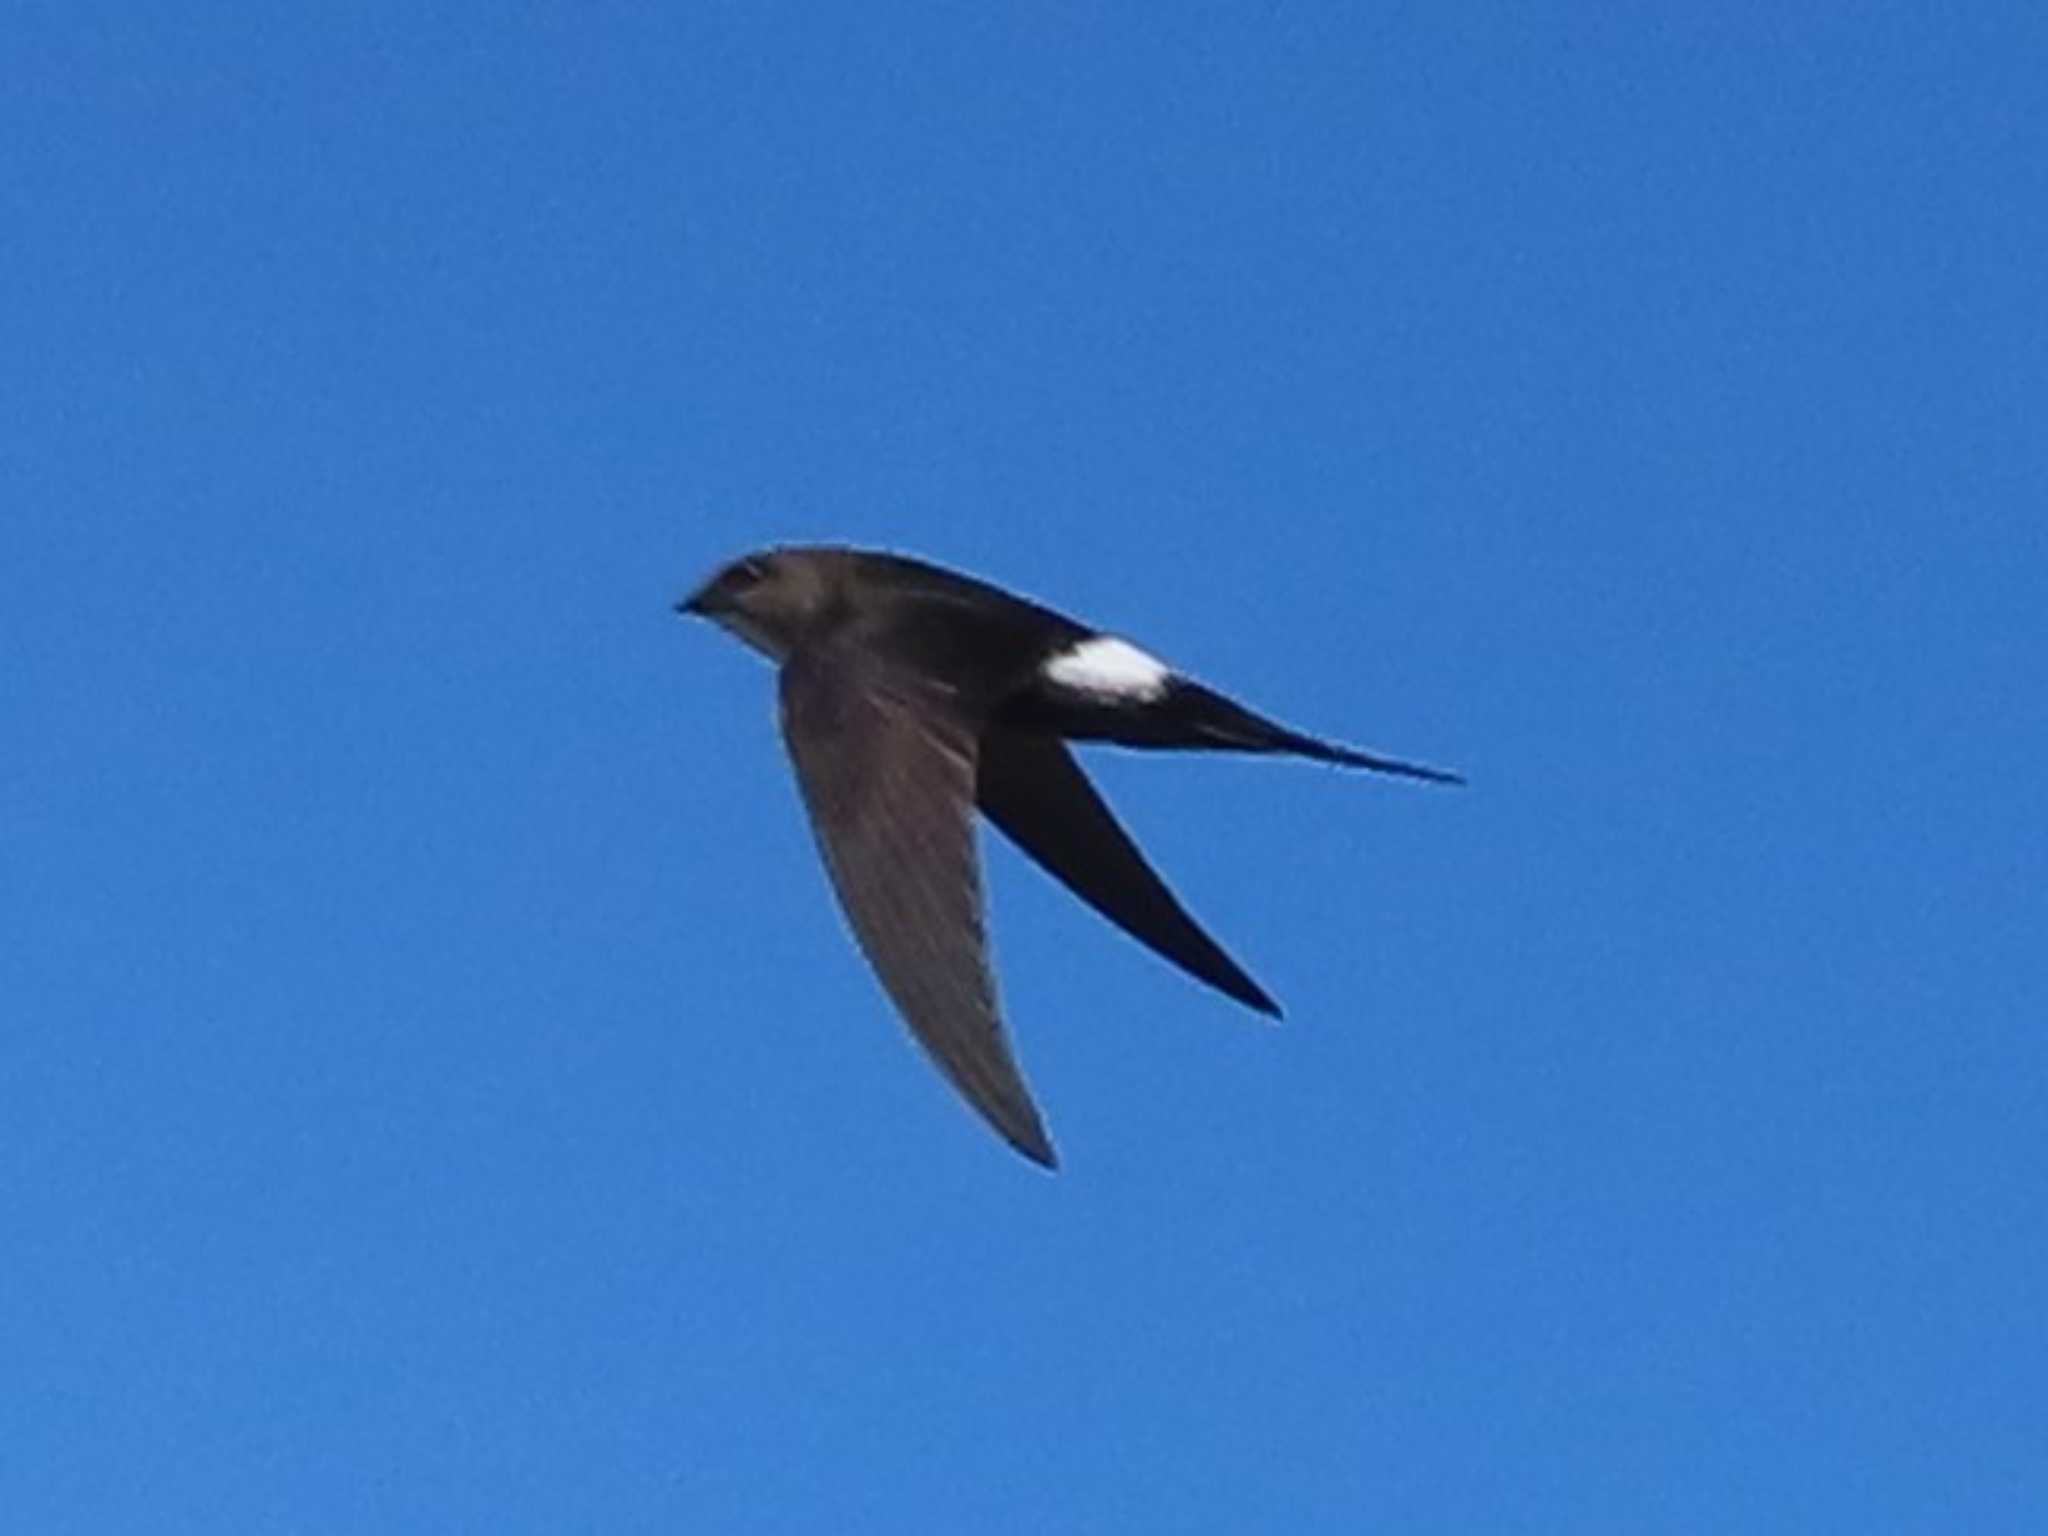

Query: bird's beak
[674,582,713,617]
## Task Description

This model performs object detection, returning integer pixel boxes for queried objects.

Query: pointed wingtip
[1222,973,1284,1021]
[1331,747,1466,786]
[1011,1131,1061,1172]
[984,1089,1060,1170]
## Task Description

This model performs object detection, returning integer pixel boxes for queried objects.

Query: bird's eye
[726,557,769,591]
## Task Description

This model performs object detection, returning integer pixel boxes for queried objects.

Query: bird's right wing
[778,644,1056,1168]
[976,730,1280,1018]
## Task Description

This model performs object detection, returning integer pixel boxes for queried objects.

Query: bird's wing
[778,643,1056,1168]
[976,730,1280,1018]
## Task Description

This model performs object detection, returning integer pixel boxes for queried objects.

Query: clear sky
[6,5,2045,1531]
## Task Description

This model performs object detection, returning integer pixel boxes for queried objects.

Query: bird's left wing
[778,642,1056,1168]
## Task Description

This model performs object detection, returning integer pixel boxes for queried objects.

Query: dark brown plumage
[678,545,1459,1168]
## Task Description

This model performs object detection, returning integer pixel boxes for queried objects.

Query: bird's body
[679,546,1458,1168]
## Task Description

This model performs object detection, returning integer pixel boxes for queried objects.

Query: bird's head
[675,547,835,662]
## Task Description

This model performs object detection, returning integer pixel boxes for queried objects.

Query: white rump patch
[1042,635,1172,702]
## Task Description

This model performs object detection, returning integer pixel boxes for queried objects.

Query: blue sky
[6,4,2045,1530]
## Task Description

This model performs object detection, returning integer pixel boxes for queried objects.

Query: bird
[676,545,1459,1169]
